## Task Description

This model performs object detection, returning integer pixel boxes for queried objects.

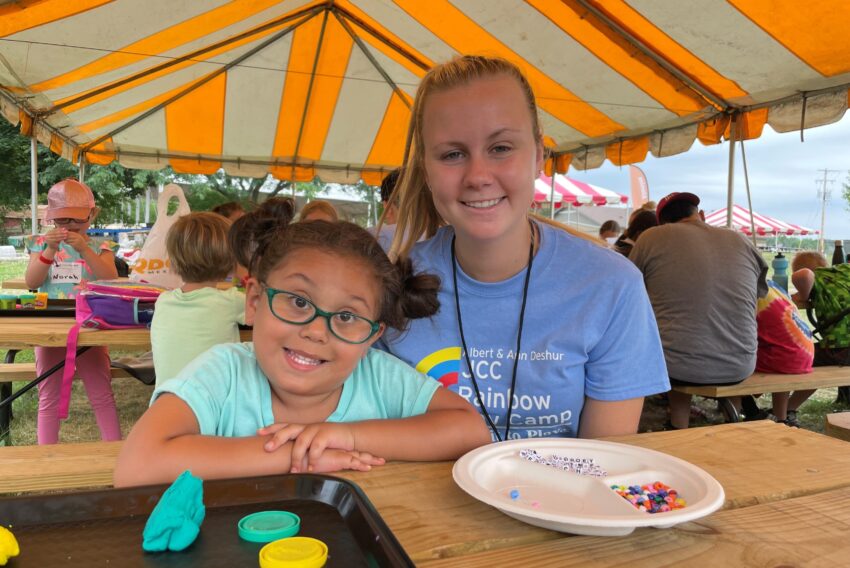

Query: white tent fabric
[704,205,818,236]
[2,1,850,183]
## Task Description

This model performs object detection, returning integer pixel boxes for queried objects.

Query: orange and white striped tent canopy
[1,0,849,184]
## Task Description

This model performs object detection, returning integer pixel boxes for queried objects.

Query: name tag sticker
[51,262,83,283]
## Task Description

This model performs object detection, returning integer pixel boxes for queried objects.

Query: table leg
[0,350,20,446]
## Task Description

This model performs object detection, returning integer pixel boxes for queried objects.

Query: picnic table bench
[670,365,850,422]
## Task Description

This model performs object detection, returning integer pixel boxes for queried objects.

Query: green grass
[0,259,28,293]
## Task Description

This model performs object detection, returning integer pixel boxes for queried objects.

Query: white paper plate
[452,438,724,537]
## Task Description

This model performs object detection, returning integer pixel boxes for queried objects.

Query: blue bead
[510,489,520,500]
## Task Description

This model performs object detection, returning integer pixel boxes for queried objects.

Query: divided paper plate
[452,438,724,537]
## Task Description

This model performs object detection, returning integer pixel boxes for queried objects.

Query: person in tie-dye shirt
[24,179,121,444]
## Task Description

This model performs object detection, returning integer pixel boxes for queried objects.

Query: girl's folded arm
[114,394,294,487]
[350,388,491,461]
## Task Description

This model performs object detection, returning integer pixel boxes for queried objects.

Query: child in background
[115,218,490,486]
[24,179,120,445]
[298,200,339,222]
[150,212,246,387]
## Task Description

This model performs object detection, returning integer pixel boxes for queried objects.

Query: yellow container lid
[259,537,328,568]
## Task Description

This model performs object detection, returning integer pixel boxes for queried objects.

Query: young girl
[382,55,670,440]
[150,212,246,387]
[114,217,490,486]
[24,179,120,445]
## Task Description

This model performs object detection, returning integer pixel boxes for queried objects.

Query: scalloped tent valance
[2,0,849,183]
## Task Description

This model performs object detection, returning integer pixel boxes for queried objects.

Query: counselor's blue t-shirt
[153,343,440,436]
[380,221,669,440]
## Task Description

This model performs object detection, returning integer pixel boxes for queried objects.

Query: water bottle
[832,240,845,266]
[771,252,788,292]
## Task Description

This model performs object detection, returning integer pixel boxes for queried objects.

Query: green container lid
[238,511,301,543]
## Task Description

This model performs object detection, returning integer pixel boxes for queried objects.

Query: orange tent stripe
[273,15,323,160]
[394,0,623,137]
[730,1,850,76]
[363,92,409,170]
[554,153,572,174]
[54,17,300,115]
[697,115,730,146]
[166,73,225,173]
[296,17,354,160]
[595,0,747,104]
[49,134,62,155]
[85,139,115,165]
[527,0,705,115]
[31,0,303,93]
[77,82,191,133]
[723,108,768,141]
[0,0,114,38]
[605,136,649,166]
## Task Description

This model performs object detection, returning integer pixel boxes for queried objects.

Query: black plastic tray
[0,299,75,318]
[1,474,413,567]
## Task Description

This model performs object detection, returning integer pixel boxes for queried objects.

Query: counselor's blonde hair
[389,55,599,259]
[166,212,233,283]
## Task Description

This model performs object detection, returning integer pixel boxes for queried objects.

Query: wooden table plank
[605,420,850,509]
[0,279,29,290]
[3,423,849,564]
[421,486,850,567]
[0,317,251,350]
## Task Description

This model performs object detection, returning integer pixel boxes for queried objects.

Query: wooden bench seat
[671,365,850,397]
[825,412,850,442]
[671,365,850,423]
[0,363,138,382]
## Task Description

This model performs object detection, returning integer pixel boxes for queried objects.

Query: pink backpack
[60,280,167,420]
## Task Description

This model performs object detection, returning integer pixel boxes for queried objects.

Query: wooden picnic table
[1,421,849,565]
[0,316,251,350]
[0,278,31,290]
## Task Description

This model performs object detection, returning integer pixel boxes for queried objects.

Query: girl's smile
[245,248,384,409]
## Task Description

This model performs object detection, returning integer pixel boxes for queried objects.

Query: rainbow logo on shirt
[416,347,462,388]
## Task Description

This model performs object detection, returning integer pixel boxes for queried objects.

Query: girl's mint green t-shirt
[152,343,440,435]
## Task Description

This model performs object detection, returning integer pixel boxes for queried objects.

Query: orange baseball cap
[46,179,95,221]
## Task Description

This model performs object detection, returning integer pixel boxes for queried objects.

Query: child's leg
[76,347,122,441]
[34,346,65,445]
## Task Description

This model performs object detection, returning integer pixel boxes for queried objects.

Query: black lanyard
[451,223,535,441]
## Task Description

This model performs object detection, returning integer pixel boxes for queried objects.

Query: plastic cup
[0,295,16,310]
[34,292,48,309]
[19,293,36,309]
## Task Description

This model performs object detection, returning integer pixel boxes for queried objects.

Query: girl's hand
[258,422,358,472]
[63,231,88,253]
[43,228,67,251]
[302,448,384,474]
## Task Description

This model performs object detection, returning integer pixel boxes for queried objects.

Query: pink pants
[35,346,121,445]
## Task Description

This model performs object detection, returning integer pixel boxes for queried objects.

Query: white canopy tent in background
[704,205,818,236]
[2,1,850,234]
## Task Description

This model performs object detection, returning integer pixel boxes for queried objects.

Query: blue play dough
[142,470,205,552]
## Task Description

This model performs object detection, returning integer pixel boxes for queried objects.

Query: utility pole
[816,168,840,254]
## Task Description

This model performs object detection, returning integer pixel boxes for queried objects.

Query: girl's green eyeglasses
[264,286,381,344]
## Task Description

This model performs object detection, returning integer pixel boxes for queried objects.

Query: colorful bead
[611,481,686,514]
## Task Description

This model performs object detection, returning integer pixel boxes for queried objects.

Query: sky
[567,115,850,240]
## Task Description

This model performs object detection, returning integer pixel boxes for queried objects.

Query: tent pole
[725,114,737,229]
[78,155,86,183]
[740,140,757,247]
[30,138,38,236]
[549,174,556,220]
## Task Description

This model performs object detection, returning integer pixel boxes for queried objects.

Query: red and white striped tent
[535,174,628,208]
[704,205,818,236]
